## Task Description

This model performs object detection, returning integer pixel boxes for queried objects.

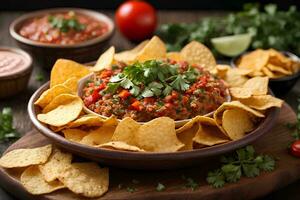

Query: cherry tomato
[290,140,300,157]
[115,0,157,42]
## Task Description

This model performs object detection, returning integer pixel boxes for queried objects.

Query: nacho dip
[82,59,228,122]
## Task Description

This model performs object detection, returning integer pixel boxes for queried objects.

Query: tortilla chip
[62,129,88,142]
[268,49,292,69]
[62,77,78,92]
[243,76,269,95]
[222,109,255,140]
[111,117,140,146]
[239,95,283,110]
[224,68,248,87]
[39,148,72,182]
[135,36,166,62]
[193,123,229,146]
[266,63,292,75]
[68,114,104,128]
[34,84,73,108]
[180,41,216,72]
[177,124,199,151]
[262,66,275,78]
[215,64,230,78]
[58,163,109,198]
[166,52,182,61]
[238,49,269,71]
[21,166,65,195]
[91,46,115,72]
[97,141,145,152]
[80,126,116,146]
[0,145,52,168]
[37,94,83,127]
[50,59,90,87]
[114,40,149,63]
[229,87,252,99]
[136,117,184,152]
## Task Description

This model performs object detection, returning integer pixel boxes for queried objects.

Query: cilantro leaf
[242,164,260,177]
[170,75,190,91]
[182,176,198,191]
[206,170,225,188]
[258,155,275,172]
[105,83,120,94]
[0,107,20,142]
[221,164,241,183]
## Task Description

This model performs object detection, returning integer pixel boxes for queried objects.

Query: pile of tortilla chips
[33,35,283,154]
[0,145,109,197]
[236,49,300,78]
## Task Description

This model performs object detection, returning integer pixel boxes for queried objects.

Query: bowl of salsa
[10,8,114,69]
[79,59,231,126]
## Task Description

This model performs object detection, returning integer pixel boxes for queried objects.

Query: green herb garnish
[35,73,45,82]
[126,186,137,193]
[106,60,200,97]
[0,107,20,141]
[157,3,300,56]
[182,175,199,191]
[48,12,85,33]
[206,145,275,188]
[156,183,166,192]
[285,97,300,147]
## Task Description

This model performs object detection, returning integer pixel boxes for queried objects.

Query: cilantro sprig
[106,60,200,98]
[285,97,300,147]
[207,146,275,188]
[48,11,85,33]
[0,107,20,142]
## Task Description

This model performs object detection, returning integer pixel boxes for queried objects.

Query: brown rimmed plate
[28,82,280,170]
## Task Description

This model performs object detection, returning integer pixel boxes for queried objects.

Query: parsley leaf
[207,145,276,188]
[182,175,198,191]
[48,12,85,33]
[170,75,190,91]
[126,186,137,193]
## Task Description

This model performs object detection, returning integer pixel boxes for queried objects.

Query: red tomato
[290,140,300,157]
[115,0,157,42]
[119,89,131,99]
[131,100,142,111]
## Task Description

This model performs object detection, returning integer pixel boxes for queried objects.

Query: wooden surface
[0,103,298,200]
[0,10,300,199]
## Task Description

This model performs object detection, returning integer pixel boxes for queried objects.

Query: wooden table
[0,10,299,200]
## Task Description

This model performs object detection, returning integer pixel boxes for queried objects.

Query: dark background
[0,0,299,11]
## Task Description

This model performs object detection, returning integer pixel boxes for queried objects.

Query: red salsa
[19,11,108,45]
[82,60,228,122]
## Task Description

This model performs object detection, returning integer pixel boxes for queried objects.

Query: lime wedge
[211,34,252,57]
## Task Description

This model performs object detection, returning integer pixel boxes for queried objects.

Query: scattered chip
[136,117,184,152]
[34,84,73,108]
[91,46,115,72]
[39,148,72,182]
[0,145,52,168]
[21,166,65,195]
[135,36,166,62]
[111,117,140,146]
[37,94,83,127]
[180,41,216,72]
[50,59,91,87]
[243,76,269,95]
[98,141,145,152]
[239,95,283,110]
[58,163,109,198]
[222,109,255,140]
[62,129,88,142]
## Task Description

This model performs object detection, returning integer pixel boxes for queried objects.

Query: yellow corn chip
[239,95,283,110]
[135,36,166,62]
[91,46,115,72]
[62,129,88,142]
[98,141,145,152]
[243,76,269,95]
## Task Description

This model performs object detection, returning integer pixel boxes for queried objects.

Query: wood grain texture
[0,10,300,199]
[0,103,298,200]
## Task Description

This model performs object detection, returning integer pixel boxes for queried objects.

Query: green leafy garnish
[206,145,275,188]
[126,186,137,193]
[35,73,45,82]
[156,183,166,192]
[48,11,85,33]
[285,97,300,147]
[106,60,200,97]
[182,175,199,191]
[157,3,300,56]
[0,107,20,141]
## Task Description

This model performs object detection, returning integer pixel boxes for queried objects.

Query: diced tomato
[92,90,101,101]
[171,91,178,99]
[182,96,189,105]
[131,100,142,111]
[164,95,172,103]
[165,103,172,109]
[84,95,94,106]
[198,76,208,87]
[144,97,155,104]
[119,89,131,99]
[100,70,113,79]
